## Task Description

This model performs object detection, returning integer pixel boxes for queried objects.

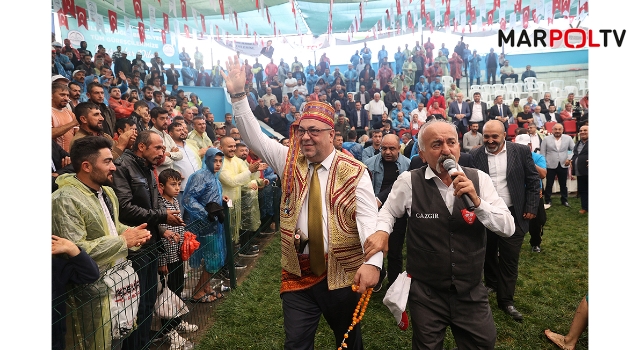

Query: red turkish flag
[58,10,69,30]
[108,10,118,32]
[466,0,472,15]
[445,0,450,12]
[63,0,76,17]
[138,22,146,43]
[453,19,458,32]
[254,31,257,44]
[444,13,450,28]
[499,17,506,30]
[219,0,225,19]
[233,11,238,30]
[273,22,277,36]
[522,6,529,28]
[163,13,169,31]
[184,24,190,38]
[76,6,87,29]
[421,0,426,18]
[396,0,401,15]
[552,0,561,14]
[426,12,433,30]
[532,9,538,23]
[493,0,500,10]
[407,11,414,28]
[487,9,495,25]
[201,14,206,33]
[514,0,522,13]
[180,0,187,19]
[579,0,589,14]
[161,30,166,44]
[561,0,570,14]
[215,25,220,40]
[266,6,270,23]
[133,0,143,21]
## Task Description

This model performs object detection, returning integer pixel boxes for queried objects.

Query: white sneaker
[176,321,198,333]
[165,329,187,350]
[544,203,551,210]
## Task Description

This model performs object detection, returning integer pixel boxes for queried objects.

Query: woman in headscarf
[359,63,376,90]
[182,148,229,302]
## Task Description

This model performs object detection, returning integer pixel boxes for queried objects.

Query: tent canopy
[58,0,583,37]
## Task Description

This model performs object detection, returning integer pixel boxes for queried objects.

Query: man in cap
[224,56,380,350]
[52,41,74,73]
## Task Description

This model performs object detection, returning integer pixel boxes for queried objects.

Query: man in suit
[349,101,369,134]
[545,104,560,123]
[448,92,471,136]
[488,95,512,131]
[538,92,555,115]
[540,123,575,208]
[354,84,371,106]
[402,132,414,159]
[468,92,489,132]
[470,120,540,322]
[571,125,588,214]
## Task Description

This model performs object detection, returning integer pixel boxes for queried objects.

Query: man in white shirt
[468,92,488,132]
[294,80,308,96]
[365,119,515,349]
[223,56,380,350]
[168,122,202,211]
[540,123,574,208]
[149,107,183,172]
[364,93,388,126]
[531,105,546,129]
[283,72,297,99]
[261,87,277,106]
[410,103,428,123]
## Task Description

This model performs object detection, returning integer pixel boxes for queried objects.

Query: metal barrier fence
[54,184,280,350]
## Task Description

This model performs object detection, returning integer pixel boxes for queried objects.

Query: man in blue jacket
[364,134,410,291]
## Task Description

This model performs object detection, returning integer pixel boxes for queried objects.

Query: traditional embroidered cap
[299,100,335,128]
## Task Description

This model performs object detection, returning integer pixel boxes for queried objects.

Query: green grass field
[196,196,588,349]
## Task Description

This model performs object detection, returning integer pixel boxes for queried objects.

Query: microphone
[442,159,476,211]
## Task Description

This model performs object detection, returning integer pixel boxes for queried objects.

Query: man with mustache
[470,120,540,321]
[367,119,515,348]
[112,131,186,350]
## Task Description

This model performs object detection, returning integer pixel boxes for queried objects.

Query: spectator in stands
[530,105,546,129]
[434,50,449,76]
[449,92,471,135]
[368,81,381,98]
[62,38,81,60]
[52,83,78,153]
[349,100,369,132]
[414,76,430,105]
[114,52,132,77]
[449,52,464,87]
[488,95,512,131]
[156,169,199,347]
[545,104,560,123]
[571,125,589,214]
[485,48,499,84]
[76,54,95,77]
[362,129,383,162]
[521,65,537,82]
[253,98,271,123]
[109,86,134,120]
[427,101,446,120]
[560,103,575,123]
[113,130,185,350]
[509,98,524,122]
[70,102,133,160]
[218,137,266,260]
[516,104,534,127]
[132,53,150,80]
[342,130,364,161]
[52,136,152,350]
[393,75,410,99]
[168,122,202,203]
[500,60,518,84]
[86,82,117,137]
[188,116,214,152]
[413,49,426,87]
[427,90,446,110]
[212,60,225,87]
[181,62,197,86]
[538,92,555,114]
[579,90,588,112]
[262,86,278,106]
[359,63,376,90]
[541,123,575,208]
[130,100,151,131]
[411,103,428,123]
[425,62,443,83]
[402,92,418,117]
[445,83,461,101]
[468,49,482,86]
[150,107,183,172]
[401,132,414,158]
[67,81,82,113]
[525,96,537,110]
[334,110,351,137]
[278,58,290,84]
[366,93,388,127]
[377,62,394,88]
[394,46,405,75]
[392,112,410,133]
[355,84,371,106]
[402,56,417,87]
[463,122,483,152]
[468,92,489,132]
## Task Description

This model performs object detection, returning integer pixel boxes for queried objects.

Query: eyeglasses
[295,127,332,137]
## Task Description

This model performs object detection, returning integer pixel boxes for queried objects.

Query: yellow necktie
[308,163,325,276]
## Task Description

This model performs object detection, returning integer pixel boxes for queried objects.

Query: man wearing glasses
[223,56,380,350]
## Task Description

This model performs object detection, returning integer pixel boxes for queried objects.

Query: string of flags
[55,0,589,47]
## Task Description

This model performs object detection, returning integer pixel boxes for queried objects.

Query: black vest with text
[407,166,486,294]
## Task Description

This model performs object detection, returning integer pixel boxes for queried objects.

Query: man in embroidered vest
[471,120,541,322]
[366,119,516,349]
[223,56,381,350]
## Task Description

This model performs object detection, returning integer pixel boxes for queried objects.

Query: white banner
[214,39,263,57]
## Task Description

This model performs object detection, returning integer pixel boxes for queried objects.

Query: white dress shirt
[485,145,512,207]
[365,100,387,116]
[411,107,428,123]
[376,163,515,238]
[233,98,383,269]
[470,102,484,122]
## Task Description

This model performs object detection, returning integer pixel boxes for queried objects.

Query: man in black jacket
[253,98,271,123]
[470,120,540,322]
[86,82,117,137]
[571,125,589,214]
[113,130,185,350]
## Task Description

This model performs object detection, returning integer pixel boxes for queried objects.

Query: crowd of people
[52,37,588,350]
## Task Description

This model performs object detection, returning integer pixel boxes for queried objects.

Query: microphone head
[442,158,457,172]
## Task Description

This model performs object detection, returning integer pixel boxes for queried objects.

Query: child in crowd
[157,169,198,347]
[183,148,229,303]
[52,235,100,350]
